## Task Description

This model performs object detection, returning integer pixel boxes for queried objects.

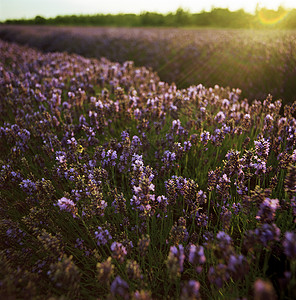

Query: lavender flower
[291,149,296,162]
[167,244,185,276]
[20,179,36,195]
[55,151,67,163]
[121,130,130,141]
[126,260,142,280]
[254,279,277,300]
[254,137,270,159]
[246,223,281,248]
[169,218,189,245]
[188,244,206,273]
[172,119,181,132]
[67,137,77,146]
[102,149,117,167]
[181,280,201,300]
[156,195,168,213]
[227,254,249,280]
[216,231,232,246]
[131,135,142,148]
[97,257,114,283]
[200,130,210,145]
[256,198,280,222]
[94,227,112,246]
[215,111,226,123]
[283,231,296,259]
[251,156,267,175]
[183,140,192,152]
[162,150,177,170]
[197,190,207,205]
[110,276,129,300]
[208,263,230,288]
[130,155,155,216]
[56,197,78,217]
[138,235,150,256]
[111,242,127,263]
[133,290,152,299]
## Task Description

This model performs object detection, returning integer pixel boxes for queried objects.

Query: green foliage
[4,7,296,29]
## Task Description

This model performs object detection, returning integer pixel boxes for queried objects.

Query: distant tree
[175,8,191,26]
[34,16,46,24]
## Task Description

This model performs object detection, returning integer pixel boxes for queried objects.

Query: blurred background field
[1,25,296,105]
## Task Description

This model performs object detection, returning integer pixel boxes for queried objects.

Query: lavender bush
[0,39,295,299]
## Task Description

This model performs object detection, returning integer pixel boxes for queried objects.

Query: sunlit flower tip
[222,173,230,182]
[149,184,155,191]
[57,197,77,216]
[215,111,226,123]
[289,149,296,161]
[67,137,77,145]
[133,186,142,194]
[172,119,181,129]
[265,198,279,210]
[56,154,66,163]
[265,114,273,122]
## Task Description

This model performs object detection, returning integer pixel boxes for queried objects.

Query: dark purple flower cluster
[188,244,206,273]
[130,154,156,216]
[94,226,112,246]
[283,231,296,260]
[0,124,31,152]
[166,244,185,279]
[256,198,280,223]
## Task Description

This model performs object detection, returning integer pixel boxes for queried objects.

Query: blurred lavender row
[1,25,296,104]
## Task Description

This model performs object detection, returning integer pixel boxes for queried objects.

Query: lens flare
[258,9,290,25]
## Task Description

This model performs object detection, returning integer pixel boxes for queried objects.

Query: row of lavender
[0,26,296,104]
[0,39,295,299]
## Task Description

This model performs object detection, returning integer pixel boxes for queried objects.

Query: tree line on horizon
[3,7,296,29]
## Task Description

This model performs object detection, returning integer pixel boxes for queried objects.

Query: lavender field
[0,37,296,299]
[1,25,296,105]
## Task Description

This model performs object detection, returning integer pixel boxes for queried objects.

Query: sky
[1,0,296,21]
